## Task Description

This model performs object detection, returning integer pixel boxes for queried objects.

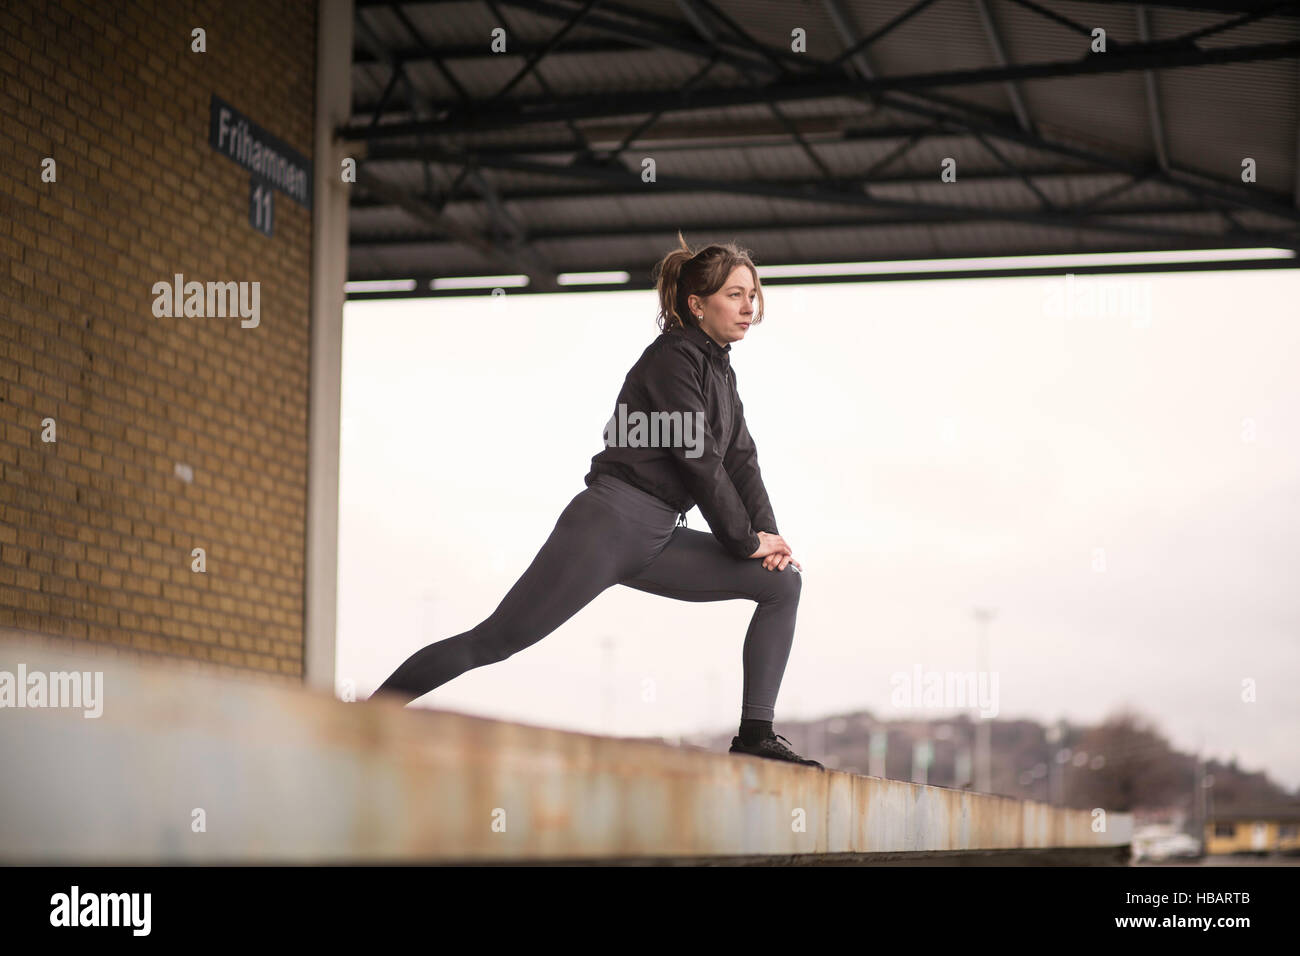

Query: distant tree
[1068,706,1188,811]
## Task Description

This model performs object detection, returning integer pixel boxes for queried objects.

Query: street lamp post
[1044,719,1070,805]
[972,607,997,792]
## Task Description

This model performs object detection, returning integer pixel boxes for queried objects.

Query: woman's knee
[760,565,802,602]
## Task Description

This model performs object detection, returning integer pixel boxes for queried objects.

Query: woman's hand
[749,531,802,572]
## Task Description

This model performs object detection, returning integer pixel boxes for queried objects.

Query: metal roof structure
[340,0,1300,297]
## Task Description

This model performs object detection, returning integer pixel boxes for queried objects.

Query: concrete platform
[0,638,1132,864]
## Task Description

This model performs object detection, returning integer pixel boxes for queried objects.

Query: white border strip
[757,248,1296,278]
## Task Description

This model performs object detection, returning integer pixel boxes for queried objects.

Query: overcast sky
[336,266,1299,791]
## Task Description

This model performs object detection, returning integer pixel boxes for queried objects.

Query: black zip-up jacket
[584,321,778,559]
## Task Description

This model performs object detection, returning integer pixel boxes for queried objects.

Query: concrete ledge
[0,638,1132,863]
[369,847,1132,866]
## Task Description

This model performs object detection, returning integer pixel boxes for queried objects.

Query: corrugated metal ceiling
[342,0,1300,293]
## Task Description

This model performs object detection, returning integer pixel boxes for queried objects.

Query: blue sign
[210,93,312,210]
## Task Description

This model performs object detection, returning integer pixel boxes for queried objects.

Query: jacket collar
[675,320,731,366]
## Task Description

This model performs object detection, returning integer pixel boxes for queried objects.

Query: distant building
[1134,806,1188,829]
[1204,805,1300,855]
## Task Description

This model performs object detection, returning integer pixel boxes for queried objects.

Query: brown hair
[651,230,765,334]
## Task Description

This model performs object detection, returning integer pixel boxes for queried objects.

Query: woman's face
[689,265,756,348]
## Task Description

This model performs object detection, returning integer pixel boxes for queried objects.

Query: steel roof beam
[355,10,459,236]
[483,0,605,104]
[349,1,1300,227]
[352,145,1300,247]
[819,0,908,192]
[365,60,407,131]
[352,37,636,66]
[1136,6,1171,173]
[1171,2,1300,41]
[387,2,471,101]
[819,0,883,112]
[1071,169,1158,213]
[353,0,1289,235]
[963,0,1048,211]
[882,90,1300,226]
[483,0,598,161]
[826,0,943,72]
[354,166,563,286]
[356,0,1300,23]
[356,149,1300,231]
[1077,0,1300,17]
[350,203,1274,246]
[354,12,427,205]
[359,123,959,156]
[1002,0,1101,42]
[974,0,1033,133]
[857,123,942,179]
[347,167,1134,206]
[673,0,838,183]
[968,128,1056,210]
[340,39,1300,137]
[459,0,776,71]
[361,7,462,239]
[347,0,1300,236]
[353,6,559,286]
[595,53,725,163]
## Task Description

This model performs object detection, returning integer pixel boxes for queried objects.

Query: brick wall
[0,0,318,680]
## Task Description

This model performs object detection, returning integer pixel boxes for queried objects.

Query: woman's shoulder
[617,333,702,393]
[640,329,703,369]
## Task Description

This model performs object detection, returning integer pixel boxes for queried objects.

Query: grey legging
[371,473,802,720]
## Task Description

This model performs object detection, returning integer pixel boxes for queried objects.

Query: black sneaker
[729,732,825,769]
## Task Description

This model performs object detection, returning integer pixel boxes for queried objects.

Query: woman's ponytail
[652,230,696,333]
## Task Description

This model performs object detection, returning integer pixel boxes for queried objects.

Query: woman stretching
[370,233,822,769]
